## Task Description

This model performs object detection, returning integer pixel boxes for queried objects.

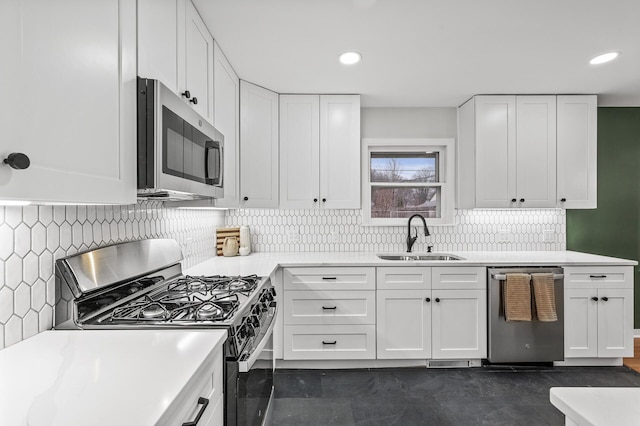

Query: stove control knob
[237,325,246,339]
[269,288,277,297]
[249,315,260,327]
[263,291,274,302]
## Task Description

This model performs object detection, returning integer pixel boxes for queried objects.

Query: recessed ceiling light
[589,51,620,65]
[339,51,362,65]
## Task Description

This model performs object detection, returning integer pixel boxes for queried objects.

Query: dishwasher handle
[492,273,564,281]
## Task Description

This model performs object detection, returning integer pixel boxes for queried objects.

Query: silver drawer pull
[322,306,337,310]
[589,275,607,278]
[322,277,337,280]
[322,340,337,345]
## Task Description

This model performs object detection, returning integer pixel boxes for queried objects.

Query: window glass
[370,152,438,183]
[371,187,441,218]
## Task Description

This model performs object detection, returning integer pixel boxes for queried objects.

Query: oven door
[226,304,276,426]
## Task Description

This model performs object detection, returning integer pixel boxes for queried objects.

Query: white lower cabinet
[377,289,431,359]
[159,344,224,425]
[284,324,376,360]
[431,289,487,359]
[376,266,487,360]
[564,267,634,359]
[283,267,376,360]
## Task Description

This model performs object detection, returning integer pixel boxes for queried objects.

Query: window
[362,138,455,226]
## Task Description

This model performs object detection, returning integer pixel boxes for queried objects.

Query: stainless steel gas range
[54,238,276,426]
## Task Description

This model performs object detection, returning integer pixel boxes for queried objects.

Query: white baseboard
[634,329,640,338]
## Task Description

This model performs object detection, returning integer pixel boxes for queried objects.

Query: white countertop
[0,329,227,426]
[185,250,637,277]
[550,387,640,425]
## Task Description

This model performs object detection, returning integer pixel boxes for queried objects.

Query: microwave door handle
[204,141,216,185]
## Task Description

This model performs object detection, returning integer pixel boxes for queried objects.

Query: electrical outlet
[497,229,513,243]
[287,227,300,243]
[543,229,556,243]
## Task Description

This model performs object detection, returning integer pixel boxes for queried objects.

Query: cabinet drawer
[283,325,376,360]
[284,290,375,325]
[377,267,431,290]
[564,266,633,289]
[432,267,486,290]
[284,267,375,290]
[159,347,223,425]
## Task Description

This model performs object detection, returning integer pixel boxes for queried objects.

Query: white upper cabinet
[515,96,557,208]
[240,81,279,208]
[213,42,240,207]
[0,0,136,204]
[183,0,214,123]
[557,95,598,208]
[320,95,361,209]
[279,95,320,208]
[458,94,596,209]
[138,0,214,124]
[280,94,361,209]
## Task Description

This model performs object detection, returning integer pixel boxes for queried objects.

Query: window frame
[361,138,455,226]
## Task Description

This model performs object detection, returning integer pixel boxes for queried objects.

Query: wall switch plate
[543,229,556,243]
[497,229,513,243]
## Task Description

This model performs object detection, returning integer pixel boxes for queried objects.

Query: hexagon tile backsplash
[227,208,566,253]
[1,203,566,350]
[0,201,224,349]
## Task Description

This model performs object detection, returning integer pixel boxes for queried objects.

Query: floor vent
[427,360,480,368]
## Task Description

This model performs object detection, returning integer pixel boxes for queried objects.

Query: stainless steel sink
[377,253,464,261]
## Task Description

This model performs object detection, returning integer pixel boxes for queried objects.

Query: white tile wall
[227,208,566,253]
[0,201,224,349]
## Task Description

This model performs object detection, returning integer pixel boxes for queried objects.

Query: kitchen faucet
[406,214,430,253]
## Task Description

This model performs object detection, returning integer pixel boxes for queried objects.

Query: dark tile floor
[272,365,640,425]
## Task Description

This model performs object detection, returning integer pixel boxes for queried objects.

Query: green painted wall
[566,107,640,328]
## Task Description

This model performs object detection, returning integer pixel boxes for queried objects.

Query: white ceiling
[194,0,640,108]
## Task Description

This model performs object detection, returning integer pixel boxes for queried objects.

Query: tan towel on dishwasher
[503,273,531,321]
[532,273,557,322]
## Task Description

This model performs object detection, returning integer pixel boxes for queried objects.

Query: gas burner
[140,302,169,320]
[195,302,224,320]
[227,278,256,293]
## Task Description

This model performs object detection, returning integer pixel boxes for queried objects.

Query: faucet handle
[427,245,433,253]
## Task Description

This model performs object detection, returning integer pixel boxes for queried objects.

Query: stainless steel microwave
[136,77,223,200]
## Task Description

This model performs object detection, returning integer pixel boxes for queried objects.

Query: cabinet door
[319,95,361,209]
[213,41,240,207]
[137,0,179,93]
[557,95,597,209]
[239,81,279,208]
[515,96,557,208]
[474,96,517,208]
[431,289,487,359]
[597,288,633,357]
[564,288,599,358]
[0,0,136,204]
[279,95,320,209]
[183,0,214,124]
[376,289,431,359]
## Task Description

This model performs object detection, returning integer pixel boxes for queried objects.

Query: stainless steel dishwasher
[488,267,564,363]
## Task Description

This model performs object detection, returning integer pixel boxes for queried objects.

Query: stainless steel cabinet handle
[322,277,337,280]
[322,306,337,310]
[601,297,609,302]
[492,273,564,280]
[589,275,607,278]
[322,341,337,345]
[425,297,431,303]
[591,297,599,302]
[182,397,209,426]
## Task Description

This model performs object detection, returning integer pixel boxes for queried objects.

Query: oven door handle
[238,304,277,373]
